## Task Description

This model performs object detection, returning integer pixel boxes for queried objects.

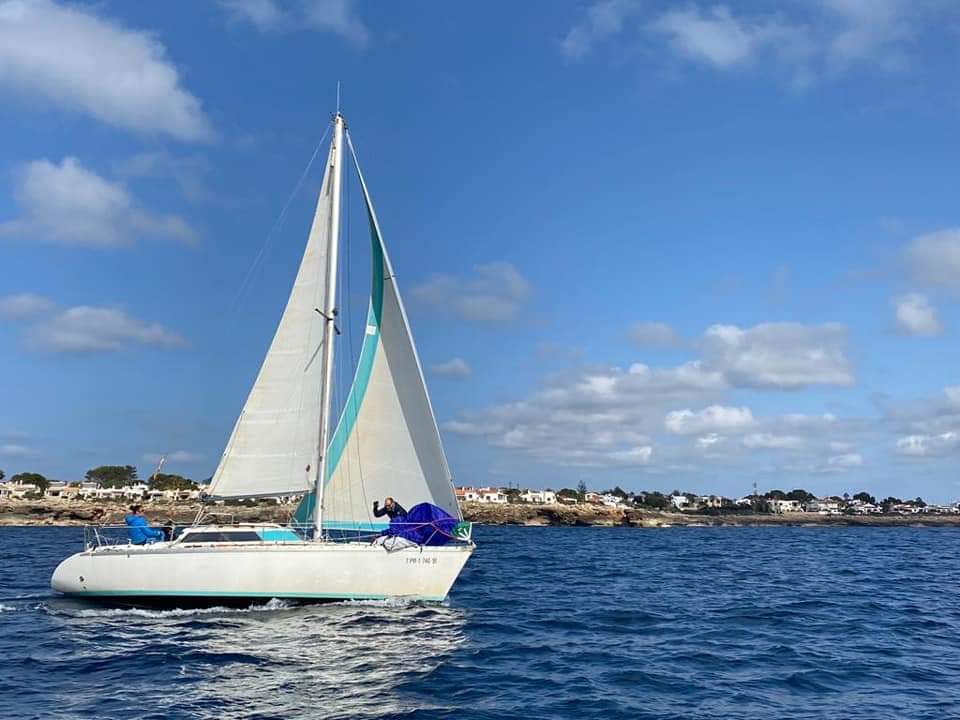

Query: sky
[2,0,960,501]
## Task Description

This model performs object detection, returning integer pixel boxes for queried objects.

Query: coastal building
[476,487,507,504]
[601,493,626,508]
[584,491,602,504]
[670,495,689,510]
[519,490,557,505]
[9,483,40,499]
[698,495,723,509]
[768,499,802,514]
[805,498,842,514]
[455,487,481,503]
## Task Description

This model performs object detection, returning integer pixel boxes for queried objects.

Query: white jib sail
[207,143,335,498]
[318,133,460,531]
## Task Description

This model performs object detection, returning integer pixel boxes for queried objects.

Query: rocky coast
[3,499,960,528]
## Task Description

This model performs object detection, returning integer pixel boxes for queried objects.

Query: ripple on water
[4,525,960,719]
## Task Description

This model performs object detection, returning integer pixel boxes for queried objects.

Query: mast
[313,112,345,537]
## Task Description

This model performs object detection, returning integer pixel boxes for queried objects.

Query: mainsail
[296,131,460,531]
[207,144,335,498]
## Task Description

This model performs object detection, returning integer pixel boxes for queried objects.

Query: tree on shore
[0,469,4,482]
[853,491,876,504]
[765,489,786,500]
[11,472,48,493]
[86,465,137,488]
[786,489,814,502]
[640,491,670,510]
[576,480,587,501]
[149,473,197,491]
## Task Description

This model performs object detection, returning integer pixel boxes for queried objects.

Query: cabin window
[182,531,262,543]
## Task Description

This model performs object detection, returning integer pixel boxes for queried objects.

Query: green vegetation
[85,465,137,488]
[149,473,197,491]
[11,472,48,493]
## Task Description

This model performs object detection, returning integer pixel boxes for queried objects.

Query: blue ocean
[3,525,960,719]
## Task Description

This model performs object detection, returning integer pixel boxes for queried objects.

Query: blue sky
[2,0,960,500]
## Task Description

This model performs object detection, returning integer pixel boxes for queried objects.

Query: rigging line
[231,122,332,317]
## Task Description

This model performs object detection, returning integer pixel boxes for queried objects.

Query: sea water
[2,525,960,719]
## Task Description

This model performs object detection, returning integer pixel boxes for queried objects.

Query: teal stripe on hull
[62,590,446,602]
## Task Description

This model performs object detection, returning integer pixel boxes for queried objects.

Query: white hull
[52,541,474,603]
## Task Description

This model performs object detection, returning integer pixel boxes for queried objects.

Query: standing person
[372,497,407,520]
[124,504,165,545]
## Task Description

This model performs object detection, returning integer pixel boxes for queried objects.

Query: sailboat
[51,113,475,603]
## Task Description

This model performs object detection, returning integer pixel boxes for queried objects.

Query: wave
[40,597,296,619]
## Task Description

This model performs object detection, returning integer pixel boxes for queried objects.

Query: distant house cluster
[452,485,959,516]
[0,479,204,503]
[0,477,309,506]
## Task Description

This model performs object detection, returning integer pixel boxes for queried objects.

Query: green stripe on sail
[294,207,385,528]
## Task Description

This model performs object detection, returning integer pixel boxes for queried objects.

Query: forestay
[296,132,460,532]
[207,145,335,498]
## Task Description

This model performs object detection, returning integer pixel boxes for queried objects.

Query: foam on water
[40,596,296,619]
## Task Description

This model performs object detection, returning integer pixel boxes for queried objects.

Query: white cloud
[0,293,55,320]
[827,452,863,468]
[431,358,472,378]
[697,433,722,449]
[220,0,369,46]
[892,293,941,336]
[630,321,683,348]
[0,0,213,141]
[561,0,639,59]
[945,386,960,408]
[0,443,31,457]
[702,322,853,389]
[742,433,805,450]
[412,262,531,323]
[116,151,211,204]
[905,229,960,295]
[820,0,909,68]
[665,405,756,435]
[27,306,185,353]
[567,0,946,86]
[0,157,197,248]
[143,450,204,465]
[649,5,796,70]
[895,433,959,458]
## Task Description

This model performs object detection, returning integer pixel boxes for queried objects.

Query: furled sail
[207,145,335,498]
[296,133,460,531]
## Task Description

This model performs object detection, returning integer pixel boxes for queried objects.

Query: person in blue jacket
[125,504,165,545]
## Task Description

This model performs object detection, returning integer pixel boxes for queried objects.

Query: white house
[805,498,842,514]
[8,482,40,499]
[520,490,557,505]
[584,491,602,504]
[455,487,480,503]
[670,495,690,510]
[698,495,723,509]
[477,487,507,504]
[768,499,802,514]
[601,493,626,508]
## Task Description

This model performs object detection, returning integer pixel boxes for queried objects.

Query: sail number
[406,557,438,565]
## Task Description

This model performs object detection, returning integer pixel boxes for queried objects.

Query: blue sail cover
[385,503,458,546]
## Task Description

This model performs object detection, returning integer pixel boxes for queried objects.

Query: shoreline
[2,500,960,528]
